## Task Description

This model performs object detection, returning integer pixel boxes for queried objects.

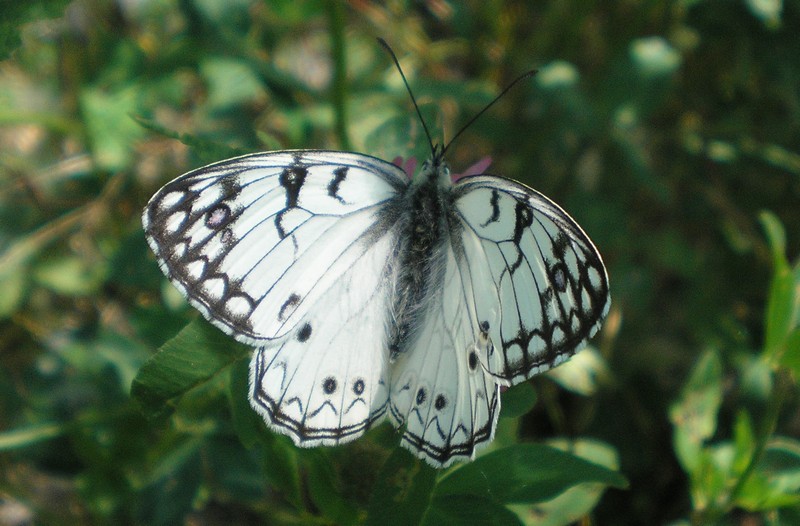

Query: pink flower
[392,156,493,182]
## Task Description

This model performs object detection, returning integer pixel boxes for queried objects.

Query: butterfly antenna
[377,38,436,156]
[441,68,538,156]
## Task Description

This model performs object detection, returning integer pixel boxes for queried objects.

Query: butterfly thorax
[387,158,451,359]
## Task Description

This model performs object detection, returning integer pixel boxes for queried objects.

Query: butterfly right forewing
[452,175,610,385]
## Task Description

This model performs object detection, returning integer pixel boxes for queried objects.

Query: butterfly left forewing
[452,175,610,385]
[143,151,407,346]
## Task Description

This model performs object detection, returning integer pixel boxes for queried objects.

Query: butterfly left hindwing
[144,151,409,447]
[249,231,396,446]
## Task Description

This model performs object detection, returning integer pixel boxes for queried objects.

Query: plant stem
[326,0,350,151]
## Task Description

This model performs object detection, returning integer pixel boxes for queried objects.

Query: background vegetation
[1,1,799,524]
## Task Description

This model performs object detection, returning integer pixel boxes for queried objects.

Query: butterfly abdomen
[387,172,448,358]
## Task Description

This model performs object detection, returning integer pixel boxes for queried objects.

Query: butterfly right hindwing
[389,233,500,467]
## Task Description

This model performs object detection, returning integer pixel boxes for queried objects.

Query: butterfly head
[418,143,451,184]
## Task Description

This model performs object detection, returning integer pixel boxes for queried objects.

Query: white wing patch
[453,176,610,385]
[143,151,407,346]
[249,232,396,445]
[389,242,500,467]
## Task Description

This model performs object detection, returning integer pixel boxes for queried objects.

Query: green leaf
[545,347,609,396]
[738,436,800,510]
[760,211,800,365]
[200,57,265,111]
[132,115,249,165]
[257,433,302,508]
[0,257,27,319]
[499,382,537,419]
[732,410,756,476]
[304,450,359,525]
[760,210,788,271]
[135,436,204,525]
[131,318,250,418]
[780,329,800,375]
[508,439,620,526]
[228,357,262,449]
[424,495,523,526]
[32,255,106,296]
[434,444,627,505]
[669,349,723,474]
[0,422,66,451]
[205,436,265,501]
[80,84,145,171]
[366,447,437,526]
[0,1,71,59]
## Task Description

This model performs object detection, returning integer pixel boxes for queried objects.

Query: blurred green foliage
[1,0,799,524]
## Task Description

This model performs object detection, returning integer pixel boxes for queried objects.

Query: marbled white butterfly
[142,42,609,467]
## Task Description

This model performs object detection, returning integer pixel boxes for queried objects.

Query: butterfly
[142,44,610,468]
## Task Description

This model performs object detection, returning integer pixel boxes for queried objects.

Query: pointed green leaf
[732,410,756,476]
[508,439,620,526]
[760,211,800,363]
[760,211,788,273]
[669,349,723,473]
[435,444,627,505]
[131,318,250,418]
[0,422,67,451]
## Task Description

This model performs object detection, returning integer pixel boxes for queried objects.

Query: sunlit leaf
[80,85,145,171]
[760,211,800,367]
[0,422,66,451]
[546,346,609,396]
[738,436,800,510]
[669,349,723,474]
